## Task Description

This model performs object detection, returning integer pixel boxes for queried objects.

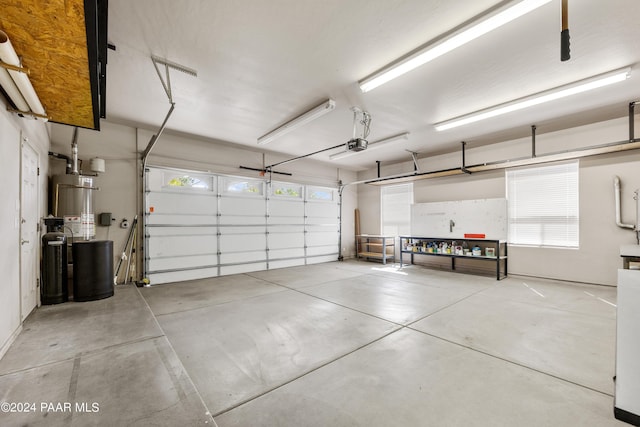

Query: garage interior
[1,0,639,426]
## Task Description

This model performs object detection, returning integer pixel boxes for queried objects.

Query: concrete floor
[0,260,625,426]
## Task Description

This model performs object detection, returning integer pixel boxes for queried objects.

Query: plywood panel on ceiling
[0,0,96,129]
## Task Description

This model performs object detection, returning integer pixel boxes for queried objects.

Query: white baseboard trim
[0,325,23,362]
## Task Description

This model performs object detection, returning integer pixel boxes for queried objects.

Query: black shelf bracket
[531,125,537,158]
[461,141,471,174]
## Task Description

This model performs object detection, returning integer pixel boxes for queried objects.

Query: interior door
[20,139,39,320]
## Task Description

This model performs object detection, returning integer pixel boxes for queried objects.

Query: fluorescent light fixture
[330,132,410,160]
[258,98,336,145]
[435,67,631,131]
[359,0,552,93]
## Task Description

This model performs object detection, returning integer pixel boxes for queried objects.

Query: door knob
[21,239,29,245]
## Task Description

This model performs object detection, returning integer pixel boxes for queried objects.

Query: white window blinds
[381,183,413,236]
[506,161,579,248]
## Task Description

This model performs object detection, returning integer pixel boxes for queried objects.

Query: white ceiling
[93,0,640,171]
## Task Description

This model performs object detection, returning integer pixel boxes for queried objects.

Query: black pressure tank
[72,240,114,301]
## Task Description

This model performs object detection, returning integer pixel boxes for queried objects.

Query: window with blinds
[381,183,413,236]
[506,161,579,248]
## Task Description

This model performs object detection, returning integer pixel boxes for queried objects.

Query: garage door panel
[146,214,217,226]
[220,197,265,216]
[147,226,216,237]
[306,245,338,257]
[267,224,305,232]
[148,267,219,285]
[220,262,267,275]
[147,234,217,258]
[219,226,266,235]
[307,220,339,228]
[219,216,266,225]
[269,232,304,249]
[268,216,305,225]
[269,259,306,269]
[269,200,304,217]
[148,254,217,271]
[307,255,338,264]
[306,203,337,218]
[220,234,266,251]
[306,225,338,233]
[307,232,338,247]
[220,251,266,264]
[269,248,305,259]
[147,192,217,215]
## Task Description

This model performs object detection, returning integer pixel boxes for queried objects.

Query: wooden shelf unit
[399,236,507,280]
[356,235,396,265]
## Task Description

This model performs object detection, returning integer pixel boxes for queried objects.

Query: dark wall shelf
[399,236,507,280]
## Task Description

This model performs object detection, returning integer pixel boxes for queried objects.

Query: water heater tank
[52,174,97,240]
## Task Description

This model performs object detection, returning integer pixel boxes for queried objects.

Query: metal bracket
[406,150,420,172]
[150,55,198,104]
[7,107,49,121]
[461,141,471,174]
[630,101,638,143]
[238,165,292,176]
[141,102,175,174]
[142,56,197,175]
[151,56,173,103]
[0,60,29,75]
[531,125,537,158]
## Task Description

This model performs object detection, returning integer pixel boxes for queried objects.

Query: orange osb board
[0,0,97,129]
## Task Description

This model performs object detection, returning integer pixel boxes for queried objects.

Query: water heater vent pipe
[71,127,79,175]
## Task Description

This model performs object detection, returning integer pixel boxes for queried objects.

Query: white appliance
[615,245,640,426]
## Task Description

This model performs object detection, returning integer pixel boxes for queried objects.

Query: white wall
[50,121,359,279]
[357,116,640,286]
[0,108,50,358]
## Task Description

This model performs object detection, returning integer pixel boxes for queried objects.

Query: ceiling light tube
[359,0,552,93]
[330,132,410,160]
[258,98,336,145]
[434,67,631,131]
[0,31,46,117]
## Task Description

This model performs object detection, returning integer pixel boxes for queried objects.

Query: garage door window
[164,173,213,190]
[223,178,264,195]
[271,183,302,198]
[308,187,334,201]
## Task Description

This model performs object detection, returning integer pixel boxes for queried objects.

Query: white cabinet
[615,268,640,425]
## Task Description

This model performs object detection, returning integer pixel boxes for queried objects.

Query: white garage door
[267,181,306,269]
[145,169,218,284]
[305,186,340,264]
[144,167,339,284]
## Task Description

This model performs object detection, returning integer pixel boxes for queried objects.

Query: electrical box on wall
[99,212,112,226]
